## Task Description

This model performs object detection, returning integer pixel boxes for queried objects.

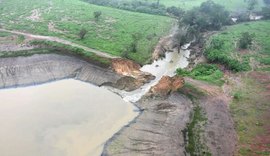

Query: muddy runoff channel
[0,48,190,156]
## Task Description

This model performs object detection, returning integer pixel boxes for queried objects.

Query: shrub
[167,6,185,17]
[238,32,254,49]
[210,38,225,50]
[177,64,224,85]
[78,28,87,40]
[204,48,249,72]
[93,11,102,21]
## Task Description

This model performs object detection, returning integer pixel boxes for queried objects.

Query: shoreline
[0,53,193,155]
[0,53,145,155]
[0,38,237,155]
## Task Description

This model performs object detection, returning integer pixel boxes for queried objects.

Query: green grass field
[0,0,173,64]
[208,20,270,70]
[137,0,266,11]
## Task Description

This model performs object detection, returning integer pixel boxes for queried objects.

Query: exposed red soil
[149,75,185,96]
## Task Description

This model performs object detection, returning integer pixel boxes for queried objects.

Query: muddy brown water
[0,79,138,156]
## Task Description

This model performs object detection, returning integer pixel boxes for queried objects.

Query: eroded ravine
[107,48,190,103]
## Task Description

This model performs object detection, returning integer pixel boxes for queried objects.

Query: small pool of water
[0,79,138,156]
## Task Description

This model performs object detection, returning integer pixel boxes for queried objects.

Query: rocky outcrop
[0,54,121,88]
[111,58,155,91]
[102,93,193,156]
[148,75,185,96]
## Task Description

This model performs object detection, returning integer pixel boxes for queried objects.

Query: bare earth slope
[0,54,120,89]
[102,94,192,156]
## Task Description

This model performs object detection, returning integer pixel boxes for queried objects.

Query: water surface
[0,79,138,156]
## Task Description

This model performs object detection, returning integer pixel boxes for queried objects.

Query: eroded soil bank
[0,54,120,89]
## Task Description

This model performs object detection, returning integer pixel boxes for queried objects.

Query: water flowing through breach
[109,47,190,103]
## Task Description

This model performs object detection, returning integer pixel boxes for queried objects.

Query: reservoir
[0,79,138,156]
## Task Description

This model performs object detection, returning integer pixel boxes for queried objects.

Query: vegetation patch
[30,40,112,67]
[114,0,266,11]
[0,49,53,58]
[0,0,173,64]
[0,32,12,37]
[206,21,270,71]
[179,83,210,156]
[177,64,224,86]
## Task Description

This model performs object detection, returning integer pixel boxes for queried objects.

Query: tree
[157,0,160,7]
[173,26,190,53]
[129,33,142,53]
[238,32,254,49]
[78,28,87,40]
[262,6,270,19]
[182,0,230,32]
[167,6,185,17]
[247,0,258,11]
[93,11,102,21]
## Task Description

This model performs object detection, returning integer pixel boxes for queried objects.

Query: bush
[210,38,225,50]
[93,11,102,21]
[233,92,243,100]
[204,48,249,72]
[167,6,185,17]
[238,32,254,49]
[177,64,224,85]
[78,28,87,40]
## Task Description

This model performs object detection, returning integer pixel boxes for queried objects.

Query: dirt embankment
[0,54,121,89]
[102,93,193,156]
[102,75,190,156]
[184,78,237,156]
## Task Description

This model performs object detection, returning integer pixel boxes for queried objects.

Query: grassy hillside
[207,20,270,155]
[131,0,266,11]
[208,20,270,71]
[0,0,173,64]
[230,73,270,156]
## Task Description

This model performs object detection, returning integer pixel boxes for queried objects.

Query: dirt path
[0,28,119,59]
[184,77,237,156]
